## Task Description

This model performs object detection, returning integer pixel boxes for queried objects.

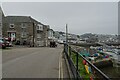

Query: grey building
[0,7,2,37]
[2,16,49,47]
[0,7,4,37]
[54,31,60,39]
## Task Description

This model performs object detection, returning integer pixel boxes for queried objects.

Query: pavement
[2,45,68,78]
[0,49,2,79]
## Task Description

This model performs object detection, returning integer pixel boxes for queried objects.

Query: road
[2,45,63,78]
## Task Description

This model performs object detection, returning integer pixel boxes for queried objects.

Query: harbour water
[100,66,120,78]
[76,45,120,79]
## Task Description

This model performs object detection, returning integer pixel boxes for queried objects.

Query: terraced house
[0,7,5,37]
[2,16,49,47]
[0,8,2,37]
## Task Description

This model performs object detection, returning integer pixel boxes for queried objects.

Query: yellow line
[59,52,61,79]
[59,52,64,80]
[61,54,63,79]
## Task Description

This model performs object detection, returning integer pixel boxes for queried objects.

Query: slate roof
[0,7,5,22]
[4,16,42,24]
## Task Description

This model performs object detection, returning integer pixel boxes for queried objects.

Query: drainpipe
[33,22,35,47]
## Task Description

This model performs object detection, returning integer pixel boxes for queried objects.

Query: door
[8,32,16,41]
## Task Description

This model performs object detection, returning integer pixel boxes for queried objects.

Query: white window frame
[21,32,27,38]
[37,38,41,41]
[9,24,15,28]
[37,24,43,31]
[21,23,26,28]
[37,34,42,38]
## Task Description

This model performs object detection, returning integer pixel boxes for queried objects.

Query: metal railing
[64,43,81,79]
[64,43,111,80]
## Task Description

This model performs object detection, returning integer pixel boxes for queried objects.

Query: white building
[36,23,44,46]
[48,29,54,40]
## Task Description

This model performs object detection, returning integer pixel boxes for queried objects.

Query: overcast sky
[1,2,118,35]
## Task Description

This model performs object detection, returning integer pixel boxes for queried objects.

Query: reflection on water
[100,66,120,78]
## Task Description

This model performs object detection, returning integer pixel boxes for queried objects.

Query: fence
[64,43,111,80]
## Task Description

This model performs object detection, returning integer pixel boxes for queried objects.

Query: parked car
[50,41,57,48]
[4,38,13,47]
[57,40,64,44]
[6,41,13,47]
[15,40,20,45]
[0,38,6,49]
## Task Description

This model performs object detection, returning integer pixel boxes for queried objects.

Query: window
[21,28,27,32]
[37,26,39,30]
[0,23,2,27]
[37,24,43,30]
[37,34,42,38]
[21,23,27,28]
[37,38,41,41]
[21,32,27,38]
[9,24,14,28]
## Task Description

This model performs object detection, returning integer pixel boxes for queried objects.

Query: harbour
[71,43,120,79]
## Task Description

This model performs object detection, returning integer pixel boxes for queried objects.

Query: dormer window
[9,24,14,28]
[37,24,43,31]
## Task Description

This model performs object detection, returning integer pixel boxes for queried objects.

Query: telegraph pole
[66,24,69,56]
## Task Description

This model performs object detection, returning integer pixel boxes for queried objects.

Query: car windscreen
[0,39,3,43]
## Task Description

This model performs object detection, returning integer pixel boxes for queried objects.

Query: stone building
[2,16,49,47]
[43,25,49,47]
[0,7,5,37]
[0,7,2,37]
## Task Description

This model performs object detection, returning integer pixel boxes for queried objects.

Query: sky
[1,2,119,35]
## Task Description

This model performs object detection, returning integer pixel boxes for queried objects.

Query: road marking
[59,52,61,79]
[61,53,63,79]
[59,52,64,79]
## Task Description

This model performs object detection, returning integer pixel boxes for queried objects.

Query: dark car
[15,40,20,45]
[0,38,6,49]
[50,41,57,48]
